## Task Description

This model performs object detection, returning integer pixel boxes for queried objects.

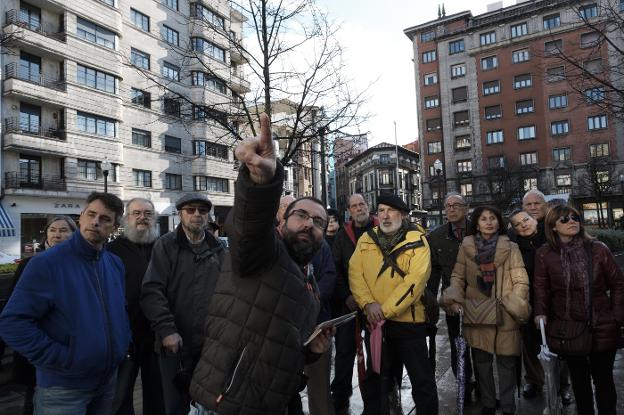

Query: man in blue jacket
[0,192,130,415]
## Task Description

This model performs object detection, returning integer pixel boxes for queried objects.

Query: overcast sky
[316,0,494,146]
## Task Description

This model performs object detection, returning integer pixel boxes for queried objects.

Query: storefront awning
[0,204,16,237]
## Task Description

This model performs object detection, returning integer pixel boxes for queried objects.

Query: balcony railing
[5,9,67,42]
[4,63,66,91]
[5,172,66,191]
[5,117,66,140]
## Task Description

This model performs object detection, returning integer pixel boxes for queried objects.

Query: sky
[316,0,491,146]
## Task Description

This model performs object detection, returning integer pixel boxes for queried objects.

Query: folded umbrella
[538,318,562,415]
[455,311,467,415]
[369,320,385,374]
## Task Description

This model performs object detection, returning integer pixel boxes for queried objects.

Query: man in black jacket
[141,193,225,415]
[109,198,164,415]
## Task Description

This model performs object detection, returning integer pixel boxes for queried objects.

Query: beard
[282,227,322,265]
[124,221,160,244]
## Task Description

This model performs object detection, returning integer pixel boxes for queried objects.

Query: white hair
[522,189,546,203]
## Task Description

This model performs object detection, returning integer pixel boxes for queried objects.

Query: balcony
[5,117,65,141]
[230,70,250,94]
[5,172,66,191]
[4,62,66,92]
[230,48,248,64]
[4,9,66,43]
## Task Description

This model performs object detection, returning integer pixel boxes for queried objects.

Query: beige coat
[441,235,530,356]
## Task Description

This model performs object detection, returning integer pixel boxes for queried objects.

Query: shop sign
[53,202,81,209]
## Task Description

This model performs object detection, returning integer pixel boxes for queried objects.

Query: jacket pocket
[216,345,252,405]
[395,284,415,307]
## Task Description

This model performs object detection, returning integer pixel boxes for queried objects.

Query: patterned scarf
[560,236,589,318]
[474,233,498,297]
[376,220,409,255]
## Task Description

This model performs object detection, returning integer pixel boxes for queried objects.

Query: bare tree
[575,156,621,227]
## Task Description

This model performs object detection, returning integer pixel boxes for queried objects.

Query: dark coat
[189,163,321,415]
[426,220,467,295]
[507,222,546,306]
[534,240,624,352]
[311,240,336,322]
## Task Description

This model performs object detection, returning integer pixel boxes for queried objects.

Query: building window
[520,152,538,166]
[453,110,469,127]
[543,13,561,29]
[547,66,565,82]
[191,37,226,62]
[455,135,471,150]
[449,39,465,54]
[190,3,225,29]
[426,118,441,132]
[584,58,603,74]
[578,3,598,19]
[488,156,505,169]
[513,73,532,89]
[460,183,473,196]
[133,169,152,187]
[587,114,607,130]
[450,63,466,78]
[486,130,504,144]
[518,125,536,140]
[427,141,442,154]
[162,25,179,46]
[549,94,568,109]
[164,135,181,153]
[131,48,150,69]
[589,143,609,157]
[556,174,571,187]
[516,99,534,115]
[422,50,437,63]
[165,0,178,11]
[510,22,528,38]
[78,159,98,180]
[19,103,41,134]
[131,88,151,108]
[191,72,227,94]
[457,160,472,173]
[421,30,435,42]
[19,2,41,30]
[580,31,600,48]
[523,178,537,191]
[512,49,530,63]
[544,39,563,55]
[163,98,181,117]
[452,87,467,103]
[481,55,498,70]
[620,0,624,12]
[77,65,117,94]
[553,147,571,161]
[194,176,229,192]
[424,96,439,109]
[164,173,182,190]
[193,141,229,159]
[585,87,606,103]
[76,112,116,137]
[379,154,390,165]
[484,105,502,120]
[480,31,496,46]
[77,18,116,49]
[423,72,437,85]
[162,62,180,81]
[483,80,500,95]
[551,120,570,136]
[132,128,151,147]
[131,8,150,31]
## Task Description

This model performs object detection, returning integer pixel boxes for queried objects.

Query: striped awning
[0,204,16,237]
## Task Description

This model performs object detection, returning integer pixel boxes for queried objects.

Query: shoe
[481,407,495,415]
[560,389,574,406]
[522,383,538,398]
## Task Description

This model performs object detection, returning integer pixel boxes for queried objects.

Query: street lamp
[101,157,112,193]
[434,159,443,226]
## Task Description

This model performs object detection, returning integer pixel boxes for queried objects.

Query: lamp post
[101,158,112,193]
[434,159,443,226]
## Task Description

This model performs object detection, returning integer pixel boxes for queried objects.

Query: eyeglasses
[288,209,327,229]
[131,210,154,218]
[558,214,580,224]
[444,203,466,210]
[181,207,210,215]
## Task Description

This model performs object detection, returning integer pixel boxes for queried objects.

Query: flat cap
[377,194,410,213]
[175,193,212,210]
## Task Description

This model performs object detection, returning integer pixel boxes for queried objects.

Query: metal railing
[4,63,66,91]
[5,117,66,140]
[5,9,67,42]
[5,172,66,191]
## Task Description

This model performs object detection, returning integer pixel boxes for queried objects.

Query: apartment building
[1,0,247,256]
[333,133,368,215]
[404,0,624,225]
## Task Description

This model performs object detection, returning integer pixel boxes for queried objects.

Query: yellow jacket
[349,227,431,323]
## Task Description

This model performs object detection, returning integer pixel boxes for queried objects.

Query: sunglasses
[558,214,580,224]
[181,207,210,215]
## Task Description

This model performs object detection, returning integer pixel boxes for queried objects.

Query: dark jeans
[159,352,199,415]
[330,317,357,402]
[565,349,617,415]
[33,372,116,415]
[446,314,474,383]
[362,321,438,415]
[112,340,165,415]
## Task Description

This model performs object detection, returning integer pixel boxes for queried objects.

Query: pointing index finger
[259,113,272,147]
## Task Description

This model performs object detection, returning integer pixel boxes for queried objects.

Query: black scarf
[474,233,498,296]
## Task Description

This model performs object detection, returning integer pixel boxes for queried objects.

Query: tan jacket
[441,235,530,356]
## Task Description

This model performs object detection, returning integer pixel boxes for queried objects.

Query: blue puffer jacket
[0,231,130,389]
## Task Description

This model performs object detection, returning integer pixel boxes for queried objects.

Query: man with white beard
[109,198,165,415]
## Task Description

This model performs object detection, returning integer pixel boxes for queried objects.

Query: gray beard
[124,225,159,244]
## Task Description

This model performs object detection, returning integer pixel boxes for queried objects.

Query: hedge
[588,229,624,253]
[0,262,19,274]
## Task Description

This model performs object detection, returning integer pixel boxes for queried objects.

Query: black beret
[377,194,410,213]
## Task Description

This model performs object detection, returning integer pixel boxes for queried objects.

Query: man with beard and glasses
[141,193,225,415]
[189,114,334,415]
[349,194,438,414]
[108,198,165,415]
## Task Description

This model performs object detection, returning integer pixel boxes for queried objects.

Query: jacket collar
[68,230,103,261]
[344,215,379,245]
[175,225,220,251]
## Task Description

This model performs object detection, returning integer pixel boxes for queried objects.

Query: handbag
[546,242,594,356]
[463,296,501,326]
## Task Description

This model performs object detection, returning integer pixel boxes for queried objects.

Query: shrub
[588,229,624,253]
[0,262,19,274]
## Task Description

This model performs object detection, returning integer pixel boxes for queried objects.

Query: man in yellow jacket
[349,194,438,414]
